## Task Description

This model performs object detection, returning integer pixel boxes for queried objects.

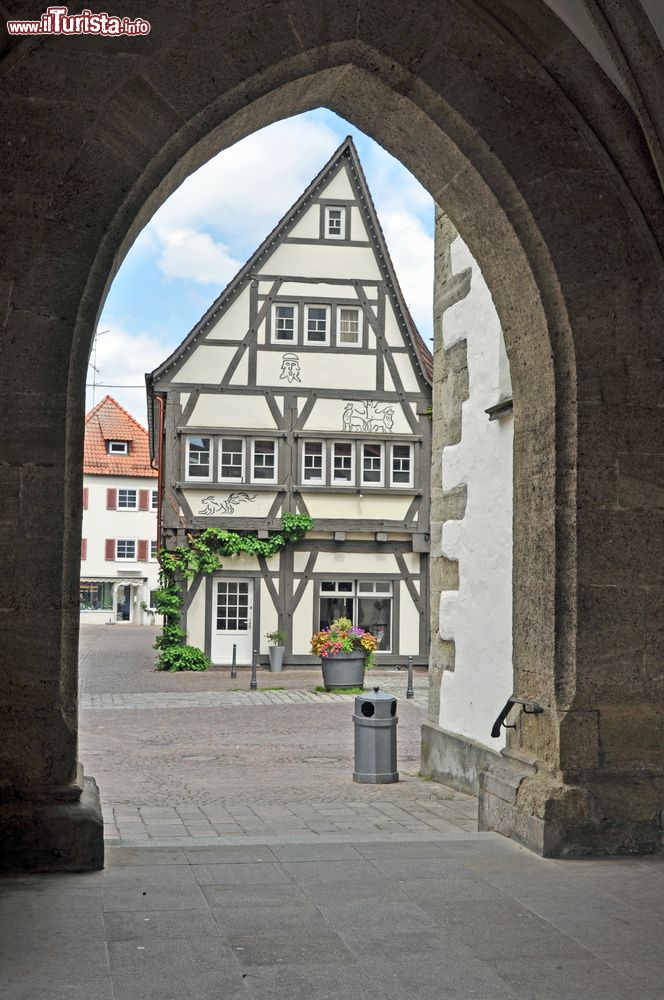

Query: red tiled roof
[84,395,157,477]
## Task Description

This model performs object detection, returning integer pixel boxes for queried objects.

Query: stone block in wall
[0,466,20,527]
[578,510,664,588]
[577,460,618,510]
[598,707,664,770]
[558,711,600,771]
[644,588,664,702]
[626,356,664,408]
[576,585,646,705]
[578,404,664,462]
[618,454,664,509]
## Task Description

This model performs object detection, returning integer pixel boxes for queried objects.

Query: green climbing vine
[153,513,314,671]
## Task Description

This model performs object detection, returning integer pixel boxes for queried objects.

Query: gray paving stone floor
[78,625,472,845]
[4,626,664,997]
[3,837,664,999]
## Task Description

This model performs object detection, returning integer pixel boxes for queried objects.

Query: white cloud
[380,208,434,338]
[144,116,343,286]
[157,228,241,285]
[86,324,173,424]
[151,116,341,240]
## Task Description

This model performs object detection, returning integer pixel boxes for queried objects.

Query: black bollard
[250,648,258,690]
[230,643,237,679]
[406,655,414,699]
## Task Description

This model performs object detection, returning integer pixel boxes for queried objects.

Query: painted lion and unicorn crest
[342,400,395,433]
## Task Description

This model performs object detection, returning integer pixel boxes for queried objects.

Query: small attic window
[108,440,129,455]
[324,205,345,240]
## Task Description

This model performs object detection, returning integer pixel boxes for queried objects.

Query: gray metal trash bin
[353,686,399,784]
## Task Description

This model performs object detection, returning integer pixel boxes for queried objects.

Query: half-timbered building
[147,138,432,667]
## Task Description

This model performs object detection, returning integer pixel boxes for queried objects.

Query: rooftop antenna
[90,329,110,405]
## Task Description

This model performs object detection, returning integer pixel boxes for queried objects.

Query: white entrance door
[211,579,253,665]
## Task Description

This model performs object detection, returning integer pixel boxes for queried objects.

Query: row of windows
[270,303,363,347]
[186,436,415,488]
[212,577,395,652]
[83,488,158,511]
[188,437,278,483]
[81,538,158,561]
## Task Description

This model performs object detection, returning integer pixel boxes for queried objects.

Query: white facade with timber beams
[147,138,433,667]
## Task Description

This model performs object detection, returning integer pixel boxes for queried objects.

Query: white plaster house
[422,213,514,793]
[147,138,433,667]
[80,396,161,625]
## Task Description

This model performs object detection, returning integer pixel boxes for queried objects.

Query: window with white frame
[107,440,128,455]
[272,304,297,344]
[361,442,384,486]
[319,579,393,652]
[332,441,354,484]
[391,443,414,487]
[150,541,158,560]
[186,436,211,480]
[337,307,361,345]
[251,439,277,482]
[305,305,330,345]
[117,488,138,509]
[219,437,245,482]
[151,489,158,510]
[324,205,345,239]
[116,539,136,561]
[302,441,325,484]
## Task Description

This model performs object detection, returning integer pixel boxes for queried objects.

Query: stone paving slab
[3,838,664,1000]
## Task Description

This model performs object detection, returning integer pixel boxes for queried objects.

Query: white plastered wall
[186,580,207,649]
[80,474,161,625]
[437,236,513,750]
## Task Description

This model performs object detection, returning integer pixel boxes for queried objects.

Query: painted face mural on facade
[280,353,301,383]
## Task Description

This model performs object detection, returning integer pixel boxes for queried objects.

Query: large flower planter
[320,652,366,691]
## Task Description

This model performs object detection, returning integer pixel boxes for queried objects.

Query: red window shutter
[105,539,115,561]
[82,487,89,509]
[106,488,117,510]
[81,538,87,560]
[138,539,148,561]
[138,489,150,511]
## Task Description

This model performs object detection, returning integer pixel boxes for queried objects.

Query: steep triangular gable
[85,395,156,476]
[148,137,432,390]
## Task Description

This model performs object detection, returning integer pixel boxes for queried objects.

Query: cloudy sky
[89,109,435,423]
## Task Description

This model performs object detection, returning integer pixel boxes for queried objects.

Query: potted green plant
[265,630,286,672]
[310,617,379,691]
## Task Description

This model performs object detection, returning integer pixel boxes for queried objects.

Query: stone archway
[2,0,663,870]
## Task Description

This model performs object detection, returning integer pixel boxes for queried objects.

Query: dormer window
[324,206,345,240]
[108,440,128,455]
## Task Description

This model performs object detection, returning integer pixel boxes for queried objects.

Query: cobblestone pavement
[80,678,429,711]
[79,625,477,845]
